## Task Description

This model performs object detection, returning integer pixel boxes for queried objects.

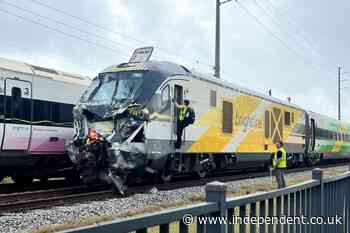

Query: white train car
[0,57,90,184]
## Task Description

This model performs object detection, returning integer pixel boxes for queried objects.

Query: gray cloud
[0,0,349,120]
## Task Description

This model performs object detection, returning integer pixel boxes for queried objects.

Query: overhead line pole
[215,0,221,78]
[338,66,341,121]
[215,0,234,79]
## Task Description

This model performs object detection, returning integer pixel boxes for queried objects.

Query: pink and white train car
[0,57,90,184]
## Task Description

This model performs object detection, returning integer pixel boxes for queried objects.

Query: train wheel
[13,176,33,185]
[39,177,49,183]
[66,173,81,184]
[196,170,206,179]
[305,154,320,167]
[160,169,173,183]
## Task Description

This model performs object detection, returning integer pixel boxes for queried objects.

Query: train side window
[60,103,73,125]
[51,102,60,123]
[284,111,291,126]
[210,90,217,107]
[33,100,50,124]
[11,87,23,119]
[222,101,233,133]
[265,110,270,138]
[161,85,170,105]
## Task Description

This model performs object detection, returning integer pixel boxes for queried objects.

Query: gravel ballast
[0,165,348,233]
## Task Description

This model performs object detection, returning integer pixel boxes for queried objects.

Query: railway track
[0,185,112,213]
[0,179,81,194]
[0,161,348,214]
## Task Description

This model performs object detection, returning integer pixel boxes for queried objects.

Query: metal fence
[61,166,350,233]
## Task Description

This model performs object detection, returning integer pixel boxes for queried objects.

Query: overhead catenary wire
[24,0,338,80]
[235,1,334,77]
[0,7,130,57]
[264,0,323,56]
[2,0,344,84]
[259,0,339,70]
[253,0,317,58]
[0,2,223,77]
[0,2,209,72]
[263,0,350,77]
[0,0,132,50]
[25,0,213,68]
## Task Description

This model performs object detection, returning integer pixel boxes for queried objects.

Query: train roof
[0,56,91,86]
[308,111,350,126]
[190,69,305,111]
[190,66,350,125]
[102,60,305,111]
[101,60,190,77]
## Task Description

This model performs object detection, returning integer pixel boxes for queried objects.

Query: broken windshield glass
[87,71,145,105]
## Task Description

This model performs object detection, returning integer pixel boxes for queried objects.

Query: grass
[30,166,348,233]
[30,199,196,233]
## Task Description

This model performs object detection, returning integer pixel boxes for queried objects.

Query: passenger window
[284,111,291,126]
[265,111,270,138]
[161,85,170,105]
[222,101,233,133]
[210,90,217,107]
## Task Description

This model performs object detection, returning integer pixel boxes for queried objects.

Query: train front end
[66,48,189,193]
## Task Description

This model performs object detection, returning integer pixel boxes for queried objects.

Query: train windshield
[87,71,145,105]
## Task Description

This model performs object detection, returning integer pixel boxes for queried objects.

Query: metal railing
[61,166,350,233]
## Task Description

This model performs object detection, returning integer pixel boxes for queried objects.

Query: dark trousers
[274,168,286,189]
[175,121,185,149]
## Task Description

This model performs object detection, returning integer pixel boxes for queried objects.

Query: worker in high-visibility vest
[172,99,194,149]
[272,141,287,188]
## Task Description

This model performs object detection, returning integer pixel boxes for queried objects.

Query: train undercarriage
[0,153,80,184]
[68,129,324,194]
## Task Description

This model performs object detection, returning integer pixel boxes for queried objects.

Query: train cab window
[161,85,170,105]
[222,101,233,133]
[284,111,291,126]
[210,90,217,107]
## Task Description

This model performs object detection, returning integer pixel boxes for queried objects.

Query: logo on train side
[235,112,263,130]
[12,125,29,132]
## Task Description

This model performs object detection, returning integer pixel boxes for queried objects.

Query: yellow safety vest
[179,106,188,121]
[273,147,287,168]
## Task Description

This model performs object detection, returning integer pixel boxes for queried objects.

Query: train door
[172,84,184,142]
[309,118,316,152]
[0,79,4,149]
[271,107,283,143]
[2,78,32,150]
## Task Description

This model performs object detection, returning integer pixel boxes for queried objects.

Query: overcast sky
[0,0,349,121]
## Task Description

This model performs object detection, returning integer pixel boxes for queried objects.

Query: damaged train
[67,47,350,193]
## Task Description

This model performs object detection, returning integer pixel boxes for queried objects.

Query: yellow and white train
[67,48,350,193]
